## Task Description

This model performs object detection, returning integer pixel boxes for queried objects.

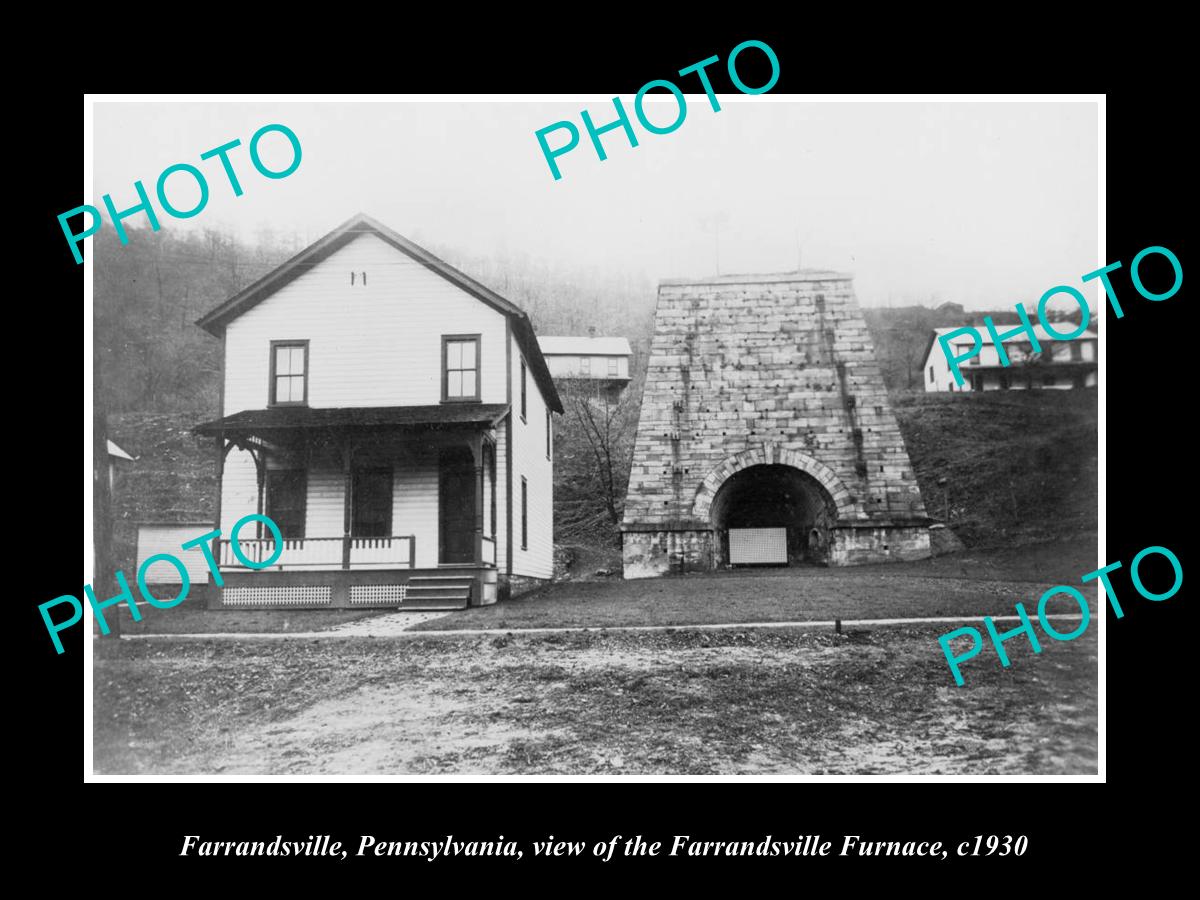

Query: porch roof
[194,403,510,436]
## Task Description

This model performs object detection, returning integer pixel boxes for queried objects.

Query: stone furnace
[621,271,931,578]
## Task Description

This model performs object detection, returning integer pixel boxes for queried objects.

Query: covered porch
[194,404,508,609]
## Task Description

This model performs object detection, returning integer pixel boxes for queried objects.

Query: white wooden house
[194,213,562,609]
[922,325,1098,393]
[538,335,632,386]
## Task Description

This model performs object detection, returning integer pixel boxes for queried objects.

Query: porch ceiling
[194,403,510,436]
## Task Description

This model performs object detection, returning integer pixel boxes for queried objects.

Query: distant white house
[923,324,1098,392]
[106,439,137,492]
[538,334,632,385]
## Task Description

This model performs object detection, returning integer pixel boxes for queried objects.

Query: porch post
[212,434,225,590]
[472,434,485,566]
[342,437,353,570]
[253,446,266,540]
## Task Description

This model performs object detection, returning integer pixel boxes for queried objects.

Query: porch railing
[216,535,416,571]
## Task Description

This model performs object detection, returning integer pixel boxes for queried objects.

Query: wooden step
[404,572,476,608]
[401,596,469,611]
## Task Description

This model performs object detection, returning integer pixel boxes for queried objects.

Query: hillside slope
[892,389,1098,547]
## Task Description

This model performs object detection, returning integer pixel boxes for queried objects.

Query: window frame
[441,334,482,403]
[520,476,528,550]
[545,408,552,460]
[265,468,307,540]
[269,340,309,407]
[520,358,527,422]
[580,356,591,375]
[607,356,619,376]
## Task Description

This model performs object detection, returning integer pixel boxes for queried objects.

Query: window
[545,408,552,459]
[265,470,306,539]
[521,477,528,550]
[270,341,308,405]
[520,359,527,421]
[607,357,619,376]
[928,365,934,381]
[580,356,591,375]
[352,468,393,537]
[442,335,480,402]
[1070,342,1083,361]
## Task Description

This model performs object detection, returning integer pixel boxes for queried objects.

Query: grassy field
[104,606,390,636]
[892,389,1097,548]
[94,537,1098,636]
[416,535,1097,632]
[93,622,1097,775]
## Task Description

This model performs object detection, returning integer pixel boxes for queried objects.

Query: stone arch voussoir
[692,447,854,522]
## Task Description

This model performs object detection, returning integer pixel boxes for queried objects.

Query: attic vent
[350,271,368,285]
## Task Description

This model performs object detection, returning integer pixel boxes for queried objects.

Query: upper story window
[607,357,619,376]
[270,341,308,406]
[580,356,591,375]
[520,359,527,421]
[442,335,480,402]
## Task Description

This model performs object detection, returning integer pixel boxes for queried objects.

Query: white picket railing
[217,536,415,570]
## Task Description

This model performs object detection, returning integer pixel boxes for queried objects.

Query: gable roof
[539,335,633,356]
[195,213,562,413]
[922,324,1098,368]
[107,439,137,462]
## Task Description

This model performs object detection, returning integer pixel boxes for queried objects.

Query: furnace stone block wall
[621,271,931,576]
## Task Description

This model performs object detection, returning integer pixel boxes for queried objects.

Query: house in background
[538,332,632,393]
[922,325,1098,393]
[193,213,562,610]
[106,439,137,493]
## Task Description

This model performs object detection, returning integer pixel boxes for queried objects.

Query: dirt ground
[94,622,1097,776]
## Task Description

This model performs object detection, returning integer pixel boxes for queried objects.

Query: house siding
[220,448,259,534]
[223,233,508,415]
[510,335,554,579]
[545,354,630,379]
[136,524,215,584]
[924,336,1098,393]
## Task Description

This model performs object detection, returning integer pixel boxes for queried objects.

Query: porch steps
[403,574,474,609]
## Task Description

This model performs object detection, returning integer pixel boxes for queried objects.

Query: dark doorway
[710,464,837,567]
[439,446,477,564]
[352,467,393,537]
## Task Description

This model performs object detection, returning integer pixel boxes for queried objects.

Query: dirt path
[97,625,1097,776]
[112,612,1085,642]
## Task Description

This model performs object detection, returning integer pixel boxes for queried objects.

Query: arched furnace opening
[709,464,838,567]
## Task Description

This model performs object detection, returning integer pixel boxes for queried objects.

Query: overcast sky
[92,99,1098,310]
